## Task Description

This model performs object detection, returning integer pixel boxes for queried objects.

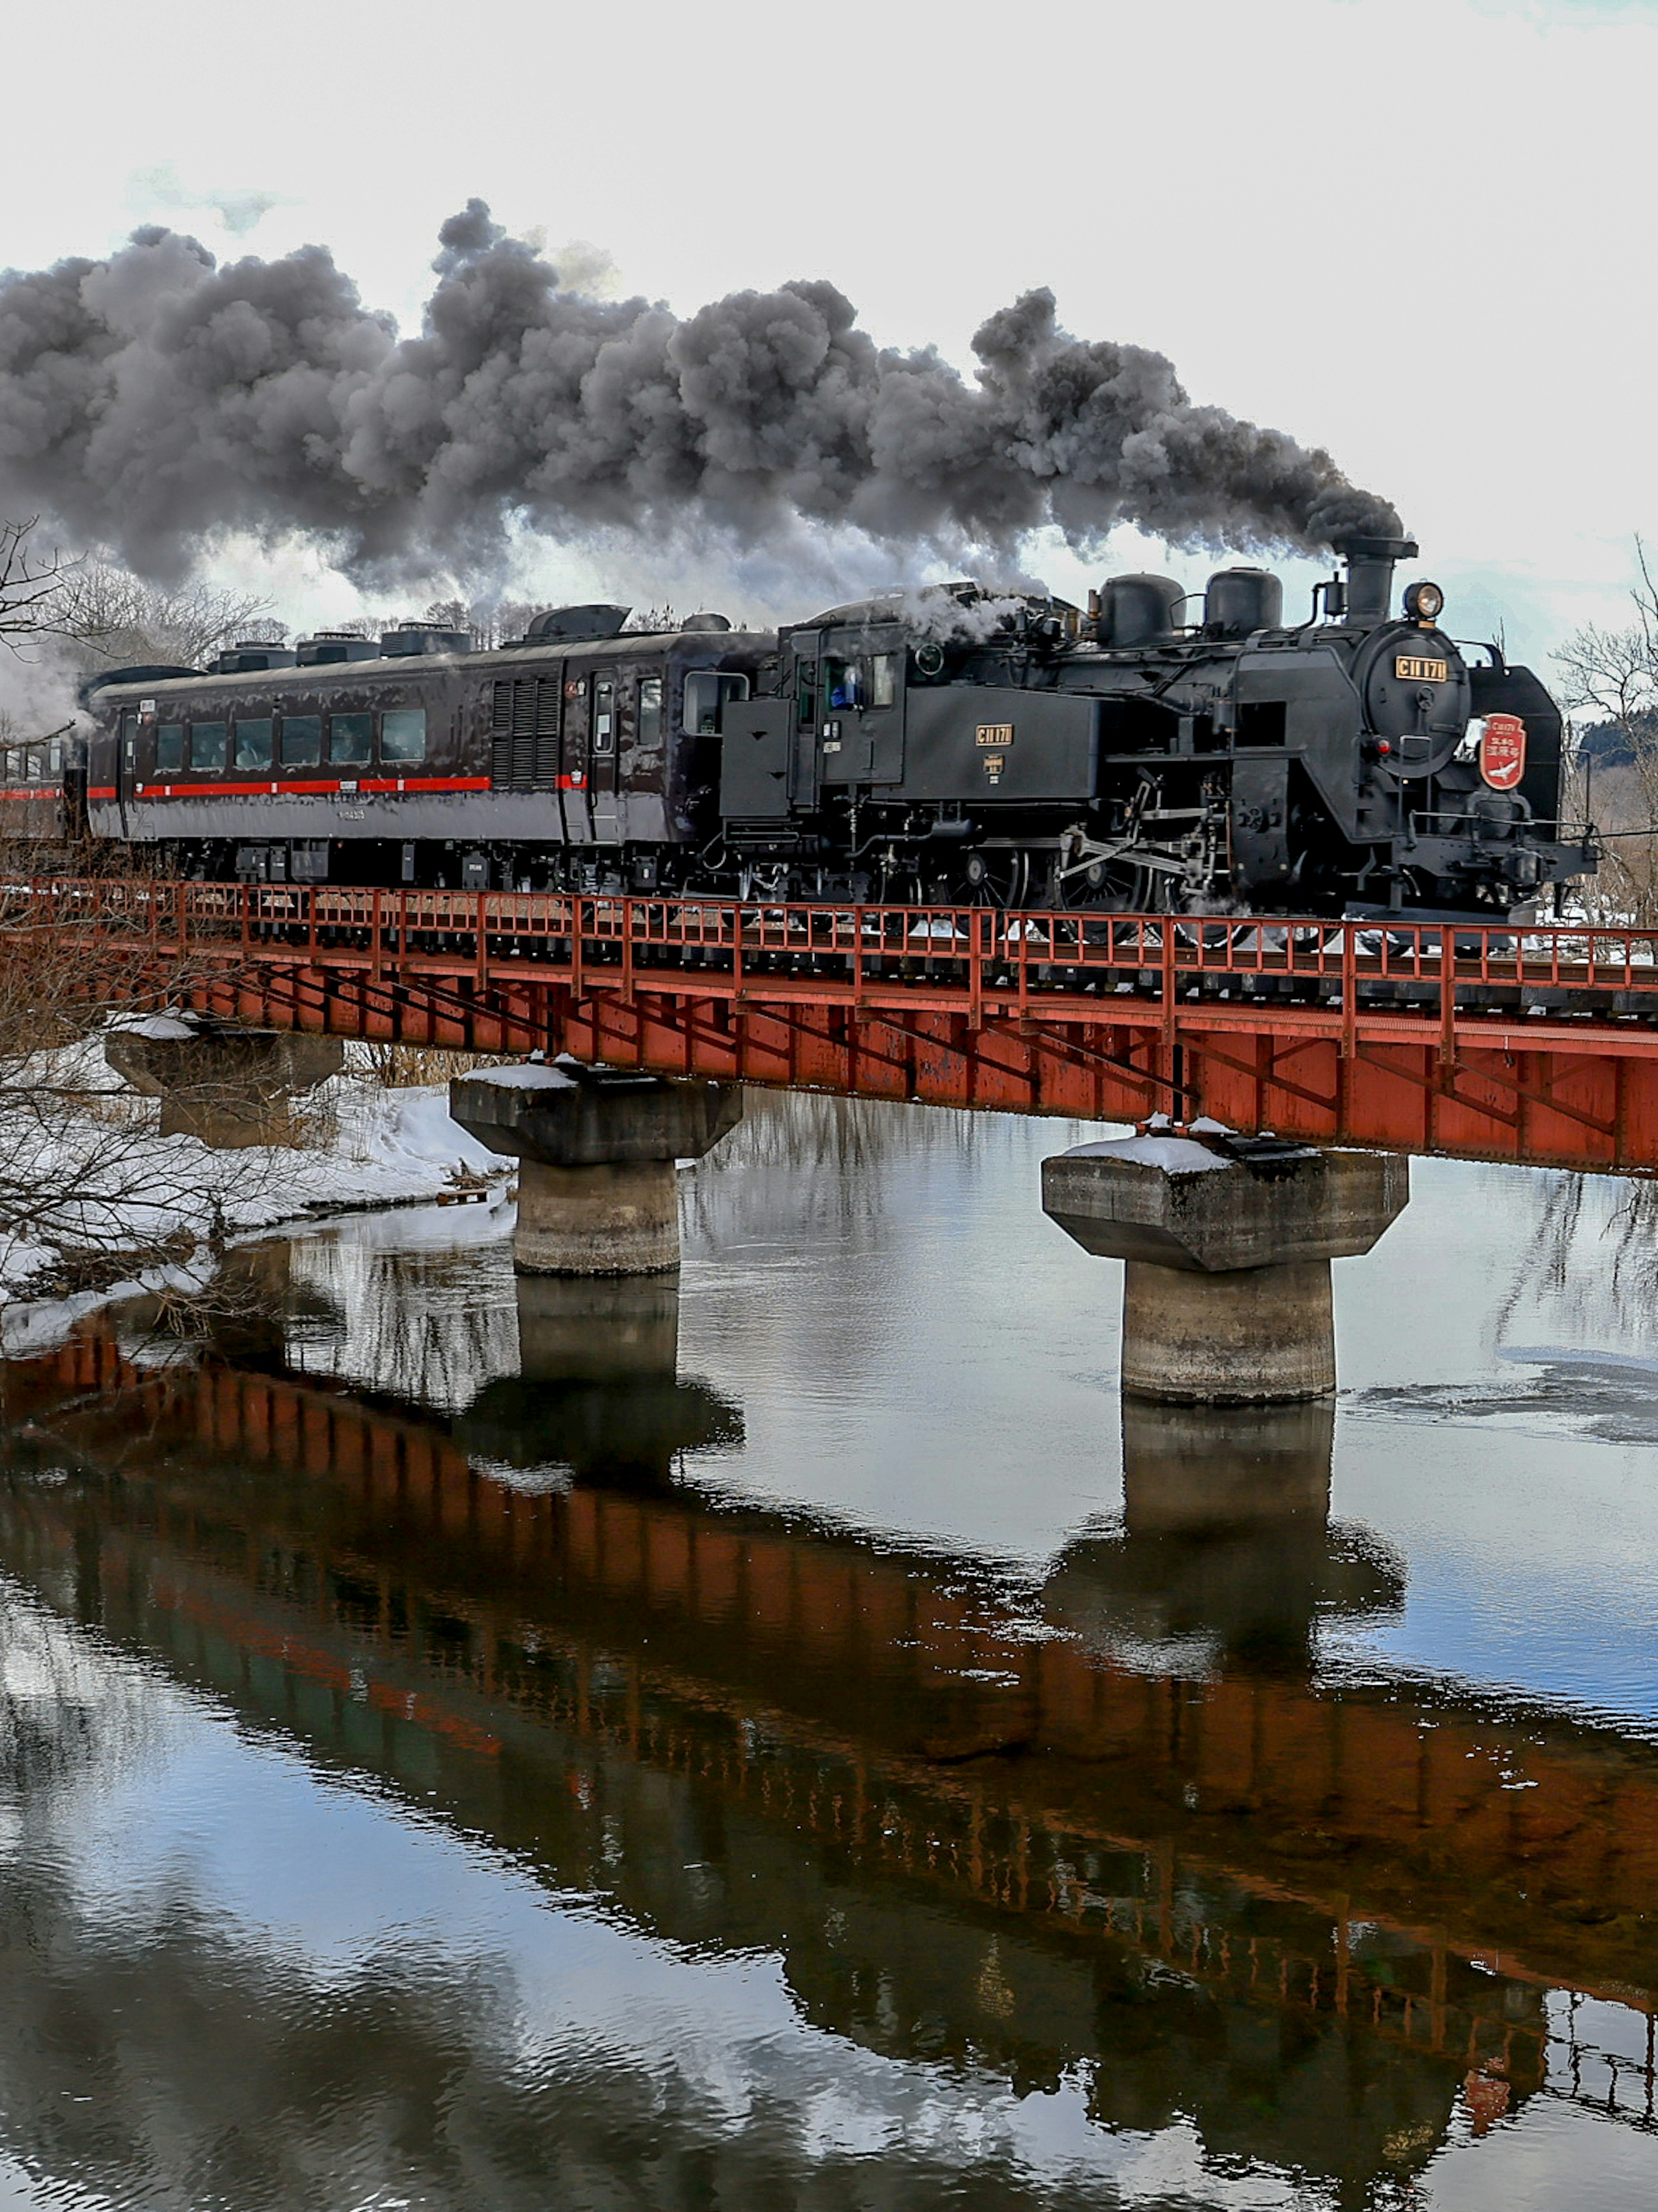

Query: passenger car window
[156,725,185,773]
[380,708,427,763]
[329,712,373,766]
[280,715,322,768]
[637,676,663,746]
[190,722,228,771]
[234,718,274,771]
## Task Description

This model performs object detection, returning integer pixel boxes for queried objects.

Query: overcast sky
[5,0,1656,663]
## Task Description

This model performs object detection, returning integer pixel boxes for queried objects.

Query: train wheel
[964,851,1029,907]
[1056,858,1147,912]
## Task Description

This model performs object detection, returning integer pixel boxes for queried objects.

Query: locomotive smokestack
[1334,535,1419,627]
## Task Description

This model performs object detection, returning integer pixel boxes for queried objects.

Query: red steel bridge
[22,876,1658,1172]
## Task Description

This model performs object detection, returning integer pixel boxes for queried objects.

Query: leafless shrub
[353,1041,518,1088]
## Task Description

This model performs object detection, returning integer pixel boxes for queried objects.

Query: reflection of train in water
[4,1291,1658,2193]
[2,535,1595,922]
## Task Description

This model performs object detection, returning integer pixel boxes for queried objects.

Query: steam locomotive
[33,532,1589,918]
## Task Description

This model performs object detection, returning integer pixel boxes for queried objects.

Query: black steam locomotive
[48,533,1589,918]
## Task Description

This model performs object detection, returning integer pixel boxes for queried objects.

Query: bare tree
[46,560,278,671]
[0,519,70,651]
[423,598,557,649]
[1555,539,1658,923]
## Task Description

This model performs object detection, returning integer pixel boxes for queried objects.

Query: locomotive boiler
[52,534,1590,919]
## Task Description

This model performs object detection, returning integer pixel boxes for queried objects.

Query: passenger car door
[589,674,620,843]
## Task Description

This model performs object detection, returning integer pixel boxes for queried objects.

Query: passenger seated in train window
[380,707,427,764]
[155,725,185,773]
[234,718,274,771]
[826,659,861,711]
[871,654,897,709]
[280,715,322,768]
[637,676,663,746]
[329,712,373,767]
[190,722,228,771]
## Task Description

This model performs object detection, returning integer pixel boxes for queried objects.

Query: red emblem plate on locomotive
[1479,712,1526,791]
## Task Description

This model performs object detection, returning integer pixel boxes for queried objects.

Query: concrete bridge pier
[1042,1126,1408,1403]
[449,1062,743,1275]
[104,1019,344,1148]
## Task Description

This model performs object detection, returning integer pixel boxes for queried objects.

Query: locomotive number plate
[1395,655,1448,683]
[976,723,1014,747]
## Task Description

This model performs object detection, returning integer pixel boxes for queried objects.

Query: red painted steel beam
[13,880,1658,1171]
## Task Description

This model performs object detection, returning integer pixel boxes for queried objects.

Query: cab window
[795,657,817,728]
[329,712,373,766]
[381,707,427,763]
[280,715,322,768]
[871,653,897,709]
[156,725,185,773]
[234,718,274,771]
[825,658,861,711]
[190,721,228,771]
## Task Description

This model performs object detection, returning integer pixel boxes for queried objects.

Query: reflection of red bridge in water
[22,877,1658,1171]
[11,1319,1658,2151]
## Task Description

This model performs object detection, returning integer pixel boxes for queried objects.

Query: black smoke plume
[0,200,1401,585]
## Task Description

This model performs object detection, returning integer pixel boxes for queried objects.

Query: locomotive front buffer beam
[1042,1131,1408,1405]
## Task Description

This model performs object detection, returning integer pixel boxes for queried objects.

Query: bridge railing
[9,877,1658,1013]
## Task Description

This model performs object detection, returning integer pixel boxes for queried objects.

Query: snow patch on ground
[0,1050,514,1339]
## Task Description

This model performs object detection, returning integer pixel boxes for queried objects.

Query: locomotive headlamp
[1404,580,1444,623]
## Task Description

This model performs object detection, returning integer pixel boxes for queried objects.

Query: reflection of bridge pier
[1048,1399,1402,1670]
[457,1275,741,1486]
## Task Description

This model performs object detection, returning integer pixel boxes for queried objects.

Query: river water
[0,1091,1655,2210]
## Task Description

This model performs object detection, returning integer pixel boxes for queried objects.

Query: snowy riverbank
[0,1040,514,1333]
